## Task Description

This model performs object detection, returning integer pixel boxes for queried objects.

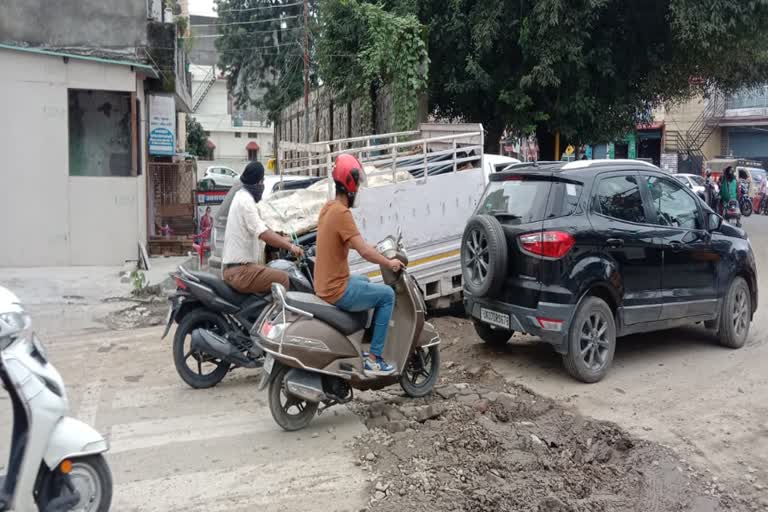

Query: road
[442,213,768,501]
[0,327,367,510]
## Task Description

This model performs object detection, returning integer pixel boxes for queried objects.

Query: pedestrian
[720,166,738,214]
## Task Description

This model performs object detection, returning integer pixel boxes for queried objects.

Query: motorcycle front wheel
[268,364,318,431]
[741,200,753,217]
[38,455,113,512]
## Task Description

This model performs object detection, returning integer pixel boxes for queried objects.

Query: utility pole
[303,0,309,144]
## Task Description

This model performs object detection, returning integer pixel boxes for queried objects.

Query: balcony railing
[232,110,271,128]
[725,85,768,110]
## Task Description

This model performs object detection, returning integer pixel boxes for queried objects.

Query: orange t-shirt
[314,200,361,303]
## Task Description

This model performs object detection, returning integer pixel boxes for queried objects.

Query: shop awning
[206,139,216,149]
[246,141,260,151]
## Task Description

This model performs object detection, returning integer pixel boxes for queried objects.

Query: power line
[182,27,302,39]
[157,42,301,52]
[191,15,300,28]
[213,1,303,14]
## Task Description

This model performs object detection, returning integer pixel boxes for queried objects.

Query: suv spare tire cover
[461,215,508,297]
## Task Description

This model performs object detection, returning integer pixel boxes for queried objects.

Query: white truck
[209,123,519,307]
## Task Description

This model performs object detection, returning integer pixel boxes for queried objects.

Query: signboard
[565,145,575,156]
[148,94,176,156]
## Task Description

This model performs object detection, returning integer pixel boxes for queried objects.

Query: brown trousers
[223,263,289,294]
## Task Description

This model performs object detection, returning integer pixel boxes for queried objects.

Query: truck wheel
[718,277,751,349]
[472,319,513,346]
[563,297,616,383]
[461,215,507,297]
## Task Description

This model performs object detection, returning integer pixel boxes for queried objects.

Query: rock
[484,391,501,402]
[530,434,544,446]
[496,393,518,411]
[755,483,766,491]
[466,365,484,377]
[487,473,506,486]
[384,421,409,433]
[366,416,390,430]
[445,361,455,369]
[538,496,569,512]
[414,405,442,423]
[435,384,459,400]
[383,405,407,422]
[312,432,319,438]
[375,481,390,492]
[473,399,491,414]
[457,394,482,404]
[454,383,470,390]
[374,491,386,500]
[365,452,376,462]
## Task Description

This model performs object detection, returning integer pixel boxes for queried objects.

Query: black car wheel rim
[732,288,749,339]
[579,312,610,371]
[183,321,226,377]
[404,348,435,387]
[466,229,490,285]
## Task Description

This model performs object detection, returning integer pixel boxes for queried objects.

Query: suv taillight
[519,231,575,258]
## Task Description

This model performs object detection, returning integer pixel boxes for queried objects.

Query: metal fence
[148,161,197,237]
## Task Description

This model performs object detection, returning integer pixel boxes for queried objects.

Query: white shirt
[222,189,268,265]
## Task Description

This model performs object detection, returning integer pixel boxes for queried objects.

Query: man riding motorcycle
[314,154,404,376]
[222,161,304,294]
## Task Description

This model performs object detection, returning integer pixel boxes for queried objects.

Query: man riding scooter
[314,154,403,376]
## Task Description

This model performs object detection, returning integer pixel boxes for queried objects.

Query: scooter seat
[189,271,250,305]
[284,292,369,335]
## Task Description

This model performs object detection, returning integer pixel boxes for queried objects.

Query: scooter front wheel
[400,345,440,398]
[268,365,318,431]
[39,455,113,512]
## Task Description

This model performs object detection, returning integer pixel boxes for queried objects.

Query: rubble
[353,372,753,512]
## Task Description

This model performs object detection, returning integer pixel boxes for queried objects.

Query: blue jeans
[335,275,395,358]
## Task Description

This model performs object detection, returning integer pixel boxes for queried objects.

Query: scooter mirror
[271,283,287,305]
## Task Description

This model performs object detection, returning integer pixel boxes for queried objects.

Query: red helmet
[332,154,362,194]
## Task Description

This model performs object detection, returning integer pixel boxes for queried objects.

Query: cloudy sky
[189,0,216,17]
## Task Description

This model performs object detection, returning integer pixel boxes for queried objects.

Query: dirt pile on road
[352,366,755,512]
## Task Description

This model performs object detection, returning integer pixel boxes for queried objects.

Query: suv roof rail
[561,158,659,171]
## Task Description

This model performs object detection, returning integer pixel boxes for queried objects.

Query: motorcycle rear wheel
[741,200,753,217]
[268,365,318,431]
[173,309,231,389]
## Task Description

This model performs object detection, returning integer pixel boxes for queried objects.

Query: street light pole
[303,0,309,145]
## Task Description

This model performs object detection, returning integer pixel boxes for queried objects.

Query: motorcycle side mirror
[708,212,722,231]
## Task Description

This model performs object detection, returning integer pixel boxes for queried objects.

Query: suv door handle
[605,238,624,248]
[669,241,684,251]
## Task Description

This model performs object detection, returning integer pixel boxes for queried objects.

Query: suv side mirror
[708,212,722,231]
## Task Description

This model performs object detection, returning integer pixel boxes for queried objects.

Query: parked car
[208,175,324,272]
[673,173,707,200]
[461,159,758,383]
[203,166,240,188]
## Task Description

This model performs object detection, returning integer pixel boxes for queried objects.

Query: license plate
[480,308,510,329]
[263,355,274,375]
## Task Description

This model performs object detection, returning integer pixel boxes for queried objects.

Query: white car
[203,166,240,188]
[484,154,521,179]
[674,173,708,199]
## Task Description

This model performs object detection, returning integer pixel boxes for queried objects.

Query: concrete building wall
[0,0,148,49]
[657,97,723,160]
[0,48,148,267]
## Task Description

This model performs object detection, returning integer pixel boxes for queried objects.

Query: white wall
[0,48,147,267]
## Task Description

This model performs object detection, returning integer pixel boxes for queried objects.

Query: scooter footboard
[43,417,108,469]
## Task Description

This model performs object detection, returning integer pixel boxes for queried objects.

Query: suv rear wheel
[472,319,513,346]
[563,297,616,383]
[717,276,751,349]
[461,215,508,297]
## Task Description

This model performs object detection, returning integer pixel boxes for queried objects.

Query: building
[188,15,274,177]
[0,0,193,266]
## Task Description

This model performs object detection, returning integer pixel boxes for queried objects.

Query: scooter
[0,287,112,512]
[163,252,314,390]
[739,180,753,217]
[724,199,742,227]
[255,234,441,431]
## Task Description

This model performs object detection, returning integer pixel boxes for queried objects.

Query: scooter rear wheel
[173,309,231,389]
[268,365,318,431]
[400,346,440,398]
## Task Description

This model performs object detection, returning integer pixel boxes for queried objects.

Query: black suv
[461,160,758,383]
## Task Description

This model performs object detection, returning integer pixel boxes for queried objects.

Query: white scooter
[0,287,112,512]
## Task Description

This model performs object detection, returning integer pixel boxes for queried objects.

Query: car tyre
[472,319,513,346]
[562,297,616,383]
[718,277,751,349]
[461,215,508,297]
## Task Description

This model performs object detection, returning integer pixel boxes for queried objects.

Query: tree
[417,0,768,153]
[214,0,318,123]
[317,0,429,132]
[186,115,208,157]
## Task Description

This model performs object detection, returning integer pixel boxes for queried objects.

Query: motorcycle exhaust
[284,368,327,403]
[190,329,259,369]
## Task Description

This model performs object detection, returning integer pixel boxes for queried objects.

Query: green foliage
[130,270,148,294]
[317,0,428,131]
[418,0,768,149]
[215,0,318,123]
[186,116,208,157]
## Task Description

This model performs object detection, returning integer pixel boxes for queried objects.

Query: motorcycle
[162,250,314,389]
[758,193,768,215]
[255,233,441,431]
[724,199,742,227]
[739,180,753,217]
[0,287,112,512]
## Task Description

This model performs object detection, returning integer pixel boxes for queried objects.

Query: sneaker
[363,356,397,376]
